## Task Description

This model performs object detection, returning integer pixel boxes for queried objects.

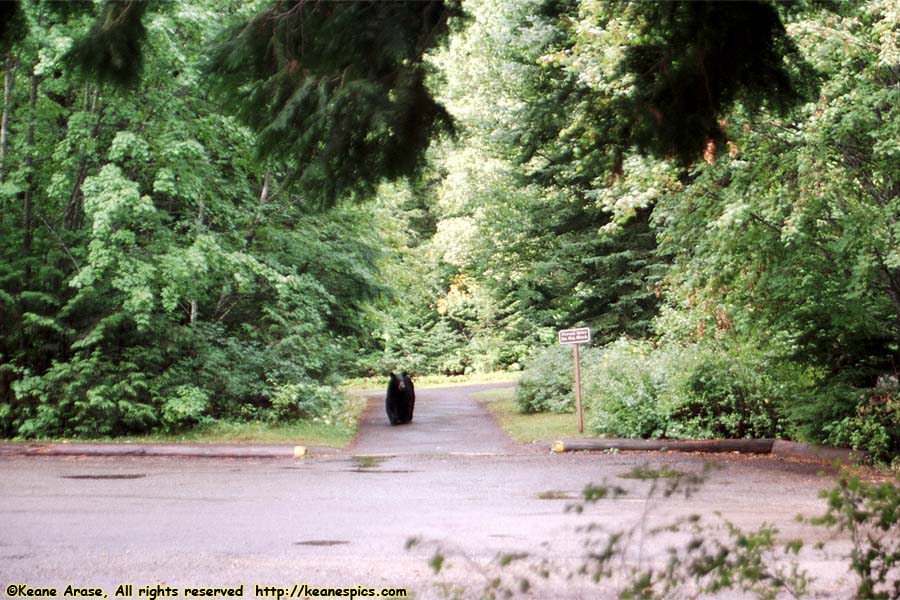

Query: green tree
[0,0,388,436]
[654,0,900,453]
[205,0,461,206]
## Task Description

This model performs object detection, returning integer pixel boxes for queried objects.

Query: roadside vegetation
[0,0,897,470]
[412,465,900,600]
[32,392,368,447]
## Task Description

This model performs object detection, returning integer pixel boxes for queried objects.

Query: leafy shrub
[668,346,799,439]
[515,346,572,414]
[12,348,160,438]
[271,380,343,422]
[179,325,272,420]
[161,385,210,431]
[7,314,351,438]
[822,377,900,467]
[515,345,602,414]
[515,338,815,440]
[812,472,900,599]
[583,339,678,438]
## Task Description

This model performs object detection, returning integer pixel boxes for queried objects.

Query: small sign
[557,327,591,434]
[558,327,591,345]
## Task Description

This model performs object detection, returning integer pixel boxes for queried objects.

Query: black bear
[385,371,415,425]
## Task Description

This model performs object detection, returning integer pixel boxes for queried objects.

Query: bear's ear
[389,372,396,379]
[401,371,408,377]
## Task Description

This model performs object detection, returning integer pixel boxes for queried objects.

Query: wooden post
[574,343,583,433]
[559,327,590,435]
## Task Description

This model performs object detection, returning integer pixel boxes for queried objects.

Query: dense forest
[0,0,897,464]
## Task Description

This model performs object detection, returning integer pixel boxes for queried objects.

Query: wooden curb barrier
[551,437,868,464]
[0,442,333,459]
[552,438,775,455]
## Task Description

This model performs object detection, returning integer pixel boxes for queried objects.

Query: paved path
[0,383,861,599]
[349,382,518,456]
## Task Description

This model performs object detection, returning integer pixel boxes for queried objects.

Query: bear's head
[389,372,406,391]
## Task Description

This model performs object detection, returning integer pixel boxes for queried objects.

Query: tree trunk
[890,275,900,372]
[22,66,38,284]
[873,247,900,372]
[242,169,271,252]
[63,101,107,230]
[215,171,272,322]
[895,303,900,372]
[190,198,205,326]
[0,53,16,181]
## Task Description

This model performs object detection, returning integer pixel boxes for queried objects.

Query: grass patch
[125,420,352,446]
[473,387,590,443]
[341,371,520,391]
[620,466,685,480]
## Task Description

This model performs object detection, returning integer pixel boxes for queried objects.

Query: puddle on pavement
[61,474,146,480]
[535,490,574,500]
[343,455,414,473]
[294,540,349,547]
